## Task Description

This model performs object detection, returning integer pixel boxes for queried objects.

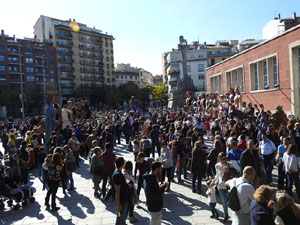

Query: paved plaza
[1,138,232,225]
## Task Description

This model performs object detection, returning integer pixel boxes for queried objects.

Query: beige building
[140,69,153,88]
[33,15,114,98]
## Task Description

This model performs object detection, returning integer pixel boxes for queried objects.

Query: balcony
[207,51,236,57]
[57,49,73,55]
[169,80,177,87]
[58,58,74,63]
[93,39,103,44]
[59,66,74,71]
[7,49,19,55]
[60,74,75,79]
[56,32,72,39]
[56,41,73,47]
[81,75,94,80]
[80,67,94,72]
[95,75,104,80]
[61,89,74,95]
[61,82,75,87]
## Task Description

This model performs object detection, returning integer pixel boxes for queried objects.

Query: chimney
[278,13,281,20]
[293,12,296,20]
[1,30,4,39]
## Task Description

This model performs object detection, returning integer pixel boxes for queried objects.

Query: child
[206,179,219,219]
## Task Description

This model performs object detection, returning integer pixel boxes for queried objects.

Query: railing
[60,74,75,79]
[56,32,72,38]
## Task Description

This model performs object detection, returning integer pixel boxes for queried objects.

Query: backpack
[227,179,244,212]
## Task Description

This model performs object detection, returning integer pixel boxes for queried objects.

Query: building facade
[0,30,58,94]
[33,15,114,99]
[163,39,240,95]
[206,24,300,116]
[140,69,153,88]
[263,12,300,40]
[153,74,163,85]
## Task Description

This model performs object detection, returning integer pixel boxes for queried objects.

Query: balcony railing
[60,74,75,79]
[93,39,103,44]
[169,80,177,87]
[56,41,73,47]
[59,66,74,71]
[58,58,74,63]
[57,49,73,55]
[61,82,75,87]
[56,32,72,38]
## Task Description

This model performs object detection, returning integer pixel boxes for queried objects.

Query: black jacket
[240,149,260,175]
[250,200,275,225]
[143,173,165,212]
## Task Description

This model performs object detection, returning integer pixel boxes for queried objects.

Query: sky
[1,0,300,75]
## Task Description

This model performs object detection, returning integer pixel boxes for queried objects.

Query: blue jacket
[250,199,275,225]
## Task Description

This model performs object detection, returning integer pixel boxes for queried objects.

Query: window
[116,75,119,79]
[198,74,205,79]
[0,74,6,80]
[0,55,4,61]
[190,55,194,60]
[25,57,33,63]
[187,65,191,72]
[198,64,204,72]
[49,50,53,56]
[24,48,33,54]
[121,75,123,79]
[263,60,268,88]
[254,63,259,90]
[226,67,244,92]
[0,65,5,71]
[211,58,215,65]
[26,75,35,81]
[50,69,54,75]
[198,55,203,59]
[26,66,34,72]
[50,78,55,83]
[36,76,40,81]
[210,74,222,95]
[0,44,4,50]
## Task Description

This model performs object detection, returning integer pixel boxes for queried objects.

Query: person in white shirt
[206,179,218,219]
[225,166,256,225]
[61,100,72,130]
[282,143,300,199]
[259,133,277,185]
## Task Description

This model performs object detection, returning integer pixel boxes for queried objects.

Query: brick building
[206,24,300,116]
[0,30,58,116]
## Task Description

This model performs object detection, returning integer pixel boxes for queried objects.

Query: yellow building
[34,15,115,99]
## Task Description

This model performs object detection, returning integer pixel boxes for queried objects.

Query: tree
[152,83,168,100]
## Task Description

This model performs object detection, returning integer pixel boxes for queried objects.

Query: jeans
[149,211,162,225]
[287,172,300,199]
[116,201,128,225]
[177,157,187,181]
[218,188,228,217]
[124,134,130,144]
[263,154,273,185]
[152,143,161,157]
[67,173,74,189]
[162,167,172,183]
[45,179,59,208]
[209,202,218,216]
[102,170,114,197]
[136,175,144,197]
[73,151,80,167]
[192,172,202,191]
[278,161,286,190]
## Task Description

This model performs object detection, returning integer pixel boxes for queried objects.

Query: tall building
[33,15,114,99]
[153,74,163,85]
[263,12,300,39]
[0,30,58,94]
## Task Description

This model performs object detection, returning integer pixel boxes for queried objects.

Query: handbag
[67,161,77,172]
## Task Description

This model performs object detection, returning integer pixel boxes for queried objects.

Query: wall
[207,26,300,114]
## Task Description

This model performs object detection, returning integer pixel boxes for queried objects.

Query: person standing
[113,157,129,225]
[160,141,172,192]
[149,125,161,157]
[90,147,103,198]
[277,137,290,190]
[45,153,62,211]
[101,142,116,199]
[258,133,277,185]
[63,145,76,191]
[283,143,300,200]
[191,141,207,193]
[44,93,57,152]
[144,161,167,225]
[225,166,256,225]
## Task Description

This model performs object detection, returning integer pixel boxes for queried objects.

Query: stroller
[0,164,35,210]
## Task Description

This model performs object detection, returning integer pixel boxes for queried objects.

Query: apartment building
[0,30,58,94]
[33,15,114,98]
[114,63,153,87]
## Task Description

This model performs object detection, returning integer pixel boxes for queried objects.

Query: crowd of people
[1,88,300,225]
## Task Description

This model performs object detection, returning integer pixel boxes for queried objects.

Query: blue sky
[1,0,299,75]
